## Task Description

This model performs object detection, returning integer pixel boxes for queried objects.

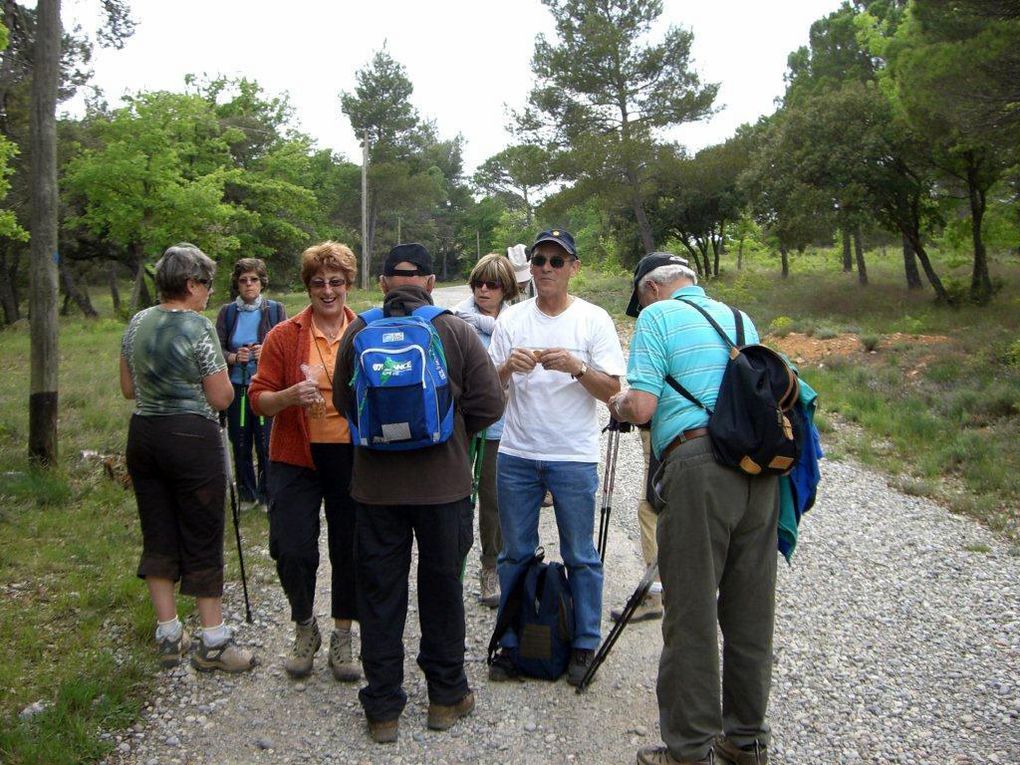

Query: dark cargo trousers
[356,498,474,723]
[656,436,779,762]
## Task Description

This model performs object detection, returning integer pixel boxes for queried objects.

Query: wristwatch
[572,362,588,380]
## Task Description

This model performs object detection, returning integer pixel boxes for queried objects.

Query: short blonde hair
[469,253,520,302]
[299,241,357,288]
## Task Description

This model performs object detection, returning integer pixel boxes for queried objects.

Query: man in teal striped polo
[609,253,776,765]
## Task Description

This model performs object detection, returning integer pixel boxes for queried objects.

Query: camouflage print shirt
[121,306,227,421]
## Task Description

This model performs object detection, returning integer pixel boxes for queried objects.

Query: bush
[860,334,881,352]
[769,315,794,337]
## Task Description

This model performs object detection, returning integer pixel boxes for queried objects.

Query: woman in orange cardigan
[249,241,360,683]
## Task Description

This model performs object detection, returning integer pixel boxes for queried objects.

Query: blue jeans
[496,453,603,650]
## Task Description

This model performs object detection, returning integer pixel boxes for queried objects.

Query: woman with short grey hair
[120,242,257,674]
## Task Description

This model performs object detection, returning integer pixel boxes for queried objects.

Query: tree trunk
[841,227,853,272]
[853,226,868,286]
[632,197,655,254]
[737,234,745,270]
[966,158,992,303]
[28,0,60,466]
[0,247,20,323]
[903,227,949,302]
[128,246,152,310]
[779,246,790,279]
[711,223,724,277]
[59,259,98,317]
[902,233,922,289]
[109,260,122,313]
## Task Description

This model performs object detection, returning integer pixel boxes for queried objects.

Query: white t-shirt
[489,296,625,462]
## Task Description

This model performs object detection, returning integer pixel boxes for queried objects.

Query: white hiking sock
[202,622,230,647]
[155,616,182,642]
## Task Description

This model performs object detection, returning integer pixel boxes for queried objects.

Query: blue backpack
[487,549,574,681]
[348,305,455,451]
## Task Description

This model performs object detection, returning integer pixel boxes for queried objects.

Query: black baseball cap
[529,228,577,258]
[383,243,434,276]
[625,252,695,318]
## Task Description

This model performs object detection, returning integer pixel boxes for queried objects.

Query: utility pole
[360,128,369,290]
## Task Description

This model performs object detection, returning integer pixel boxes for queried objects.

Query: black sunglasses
[530,254,575,269]
[471,279,502,290]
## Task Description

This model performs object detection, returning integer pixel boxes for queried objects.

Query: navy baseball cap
[625,252,696,318]
[529,228,577,258]
[384,243,434,276]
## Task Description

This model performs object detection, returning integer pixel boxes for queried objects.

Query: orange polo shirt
[305,317,350,444]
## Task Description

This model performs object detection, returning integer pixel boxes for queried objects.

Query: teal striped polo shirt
[626,285,759,458]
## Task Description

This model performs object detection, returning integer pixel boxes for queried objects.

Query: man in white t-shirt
[487,228,625,687]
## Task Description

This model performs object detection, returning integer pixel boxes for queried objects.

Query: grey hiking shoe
[367,717,399,744]
[479,566,500,608]
[611,591,664,623]
[715,737,767,765]
[328,628,361,682]
[637,746,714,764]
[157,627,189,668]
[427,691,475,731]
[190,636,257,674]
[284,618,321,678]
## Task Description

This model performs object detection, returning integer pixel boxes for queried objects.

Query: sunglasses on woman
[471,279,503,290]
[530,254,575,269]
[309,278,347,290]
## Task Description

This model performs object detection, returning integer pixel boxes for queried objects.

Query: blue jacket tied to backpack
[348,305,455,450]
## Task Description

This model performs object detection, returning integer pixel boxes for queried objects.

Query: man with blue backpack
[333,243,504,745]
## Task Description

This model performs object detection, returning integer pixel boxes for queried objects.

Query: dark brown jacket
[333,286,504,505]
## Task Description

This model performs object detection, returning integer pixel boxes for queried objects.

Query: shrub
[860,334,881,352]
[769,315,793,337]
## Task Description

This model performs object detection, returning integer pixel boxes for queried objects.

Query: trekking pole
[597,418,632,562]
[219,412,253,623]
[575,560,658,693]
[462,429,487,581]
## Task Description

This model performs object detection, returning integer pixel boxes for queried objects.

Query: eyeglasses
[237,277,261,285]
[309,278,347,290]
[471,279,503,291]
[194,278,214,292]
[530,254,575,269]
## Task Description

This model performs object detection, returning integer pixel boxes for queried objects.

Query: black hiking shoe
[488,648,521,682]
[566,648,595,687]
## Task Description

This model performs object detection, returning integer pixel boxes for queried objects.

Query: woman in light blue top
[454,253,519,607]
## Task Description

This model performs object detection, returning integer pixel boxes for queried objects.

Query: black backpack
[487,549,574,680]
[665,298,801,477]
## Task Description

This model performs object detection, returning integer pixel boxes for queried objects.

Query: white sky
[64,0,843,174]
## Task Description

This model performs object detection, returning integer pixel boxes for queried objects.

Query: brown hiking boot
[157,627,189,668]
[611,591,664,623]
[637,746,714,764]
[190,636,257,674]
[284,619,321,678]
[427,691,475,731]
[367,717,399,744]
[328,627,361,682]
[715,737,767,765]
[479,566,500,608]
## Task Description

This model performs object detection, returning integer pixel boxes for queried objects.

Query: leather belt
[661,428,709,460]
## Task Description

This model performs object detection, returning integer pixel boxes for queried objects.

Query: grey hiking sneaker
[190,636,257,674]
[367,717,399,744]
[427,691,475,731]
[284,618,321,678]
[566,647,595,687]
[328,628,361,682]
[157,627,189,668]
[715,737,767,765]
[479,566,500,608]
[611,591,663,623]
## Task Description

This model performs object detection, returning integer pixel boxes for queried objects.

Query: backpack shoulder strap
[225,302,239,343]
[412,304,451,323]
[674,297,737,350]
[359,307,385,326]
[731,307,745,347]
[269,300,283,327]
[488,549,544,664]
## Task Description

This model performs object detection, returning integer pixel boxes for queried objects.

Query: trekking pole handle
[605,417,632,433]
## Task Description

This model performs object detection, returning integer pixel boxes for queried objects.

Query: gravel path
[103,287,1019,765]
